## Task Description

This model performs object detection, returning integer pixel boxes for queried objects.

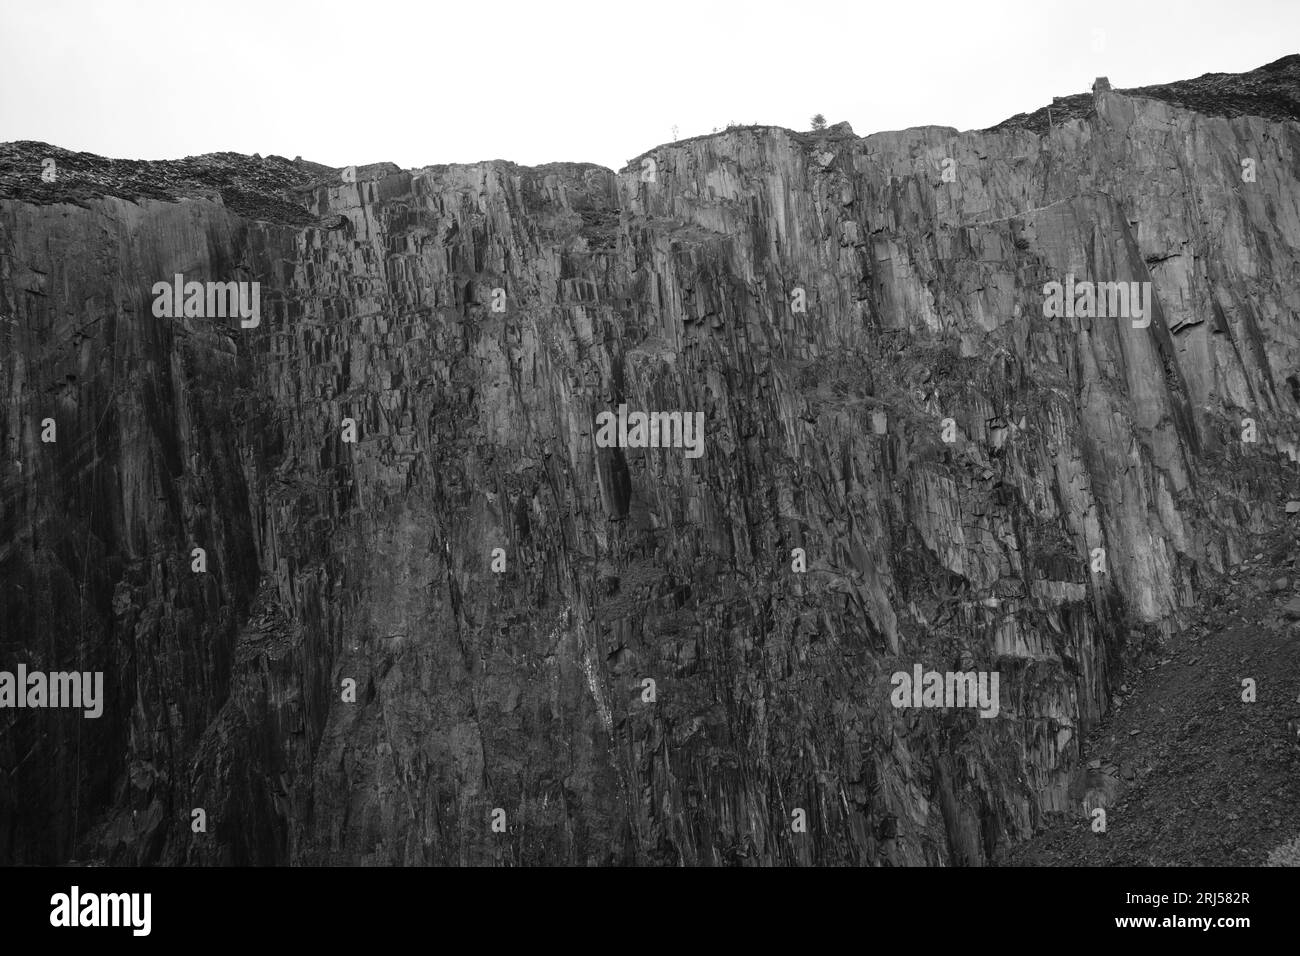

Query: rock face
[1,56,1299,866]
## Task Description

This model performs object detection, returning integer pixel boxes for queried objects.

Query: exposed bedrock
[1,67,1298,864]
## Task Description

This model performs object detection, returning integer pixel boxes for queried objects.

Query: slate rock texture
[1,56,1298,865]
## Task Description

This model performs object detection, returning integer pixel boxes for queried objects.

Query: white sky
[1,0,1296,172]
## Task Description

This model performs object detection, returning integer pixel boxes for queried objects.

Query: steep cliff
[2,55,1298,866]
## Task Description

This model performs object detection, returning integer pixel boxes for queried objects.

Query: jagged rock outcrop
[1,56,1298,866]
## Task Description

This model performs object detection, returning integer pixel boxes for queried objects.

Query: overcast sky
[1,0,1296,172]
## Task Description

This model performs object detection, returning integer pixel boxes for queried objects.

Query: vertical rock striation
[1,56,1298,865]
